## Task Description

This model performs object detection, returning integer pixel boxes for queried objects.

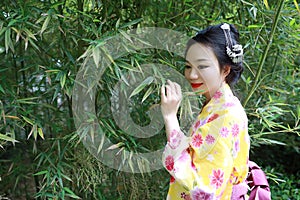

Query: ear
[223,65,231,77]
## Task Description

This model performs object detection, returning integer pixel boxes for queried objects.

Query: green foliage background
[0,0,299,199]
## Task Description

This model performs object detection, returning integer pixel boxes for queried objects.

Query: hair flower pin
[220,23,230,30]
[220,23,243,64]
[226,45,243,63]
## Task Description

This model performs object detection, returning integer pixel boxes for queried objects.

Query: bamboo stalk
[243,0,285,107]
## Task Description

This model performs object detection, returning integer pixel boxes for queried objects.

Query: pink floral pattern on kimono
[210,169,224,189]
[191,186,215,200]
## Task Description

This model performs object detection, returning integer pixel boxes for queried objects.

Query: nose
[189,67,199,80]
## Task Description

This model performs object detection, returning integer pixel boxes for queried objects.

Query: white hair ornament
[220,23,243,64]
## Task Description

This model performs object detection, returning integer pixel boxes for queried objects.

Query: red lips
[191,83,203,88]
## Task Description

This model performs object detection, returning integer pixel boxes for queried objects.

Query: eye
[185,65,192,69]
[197,65,209,69]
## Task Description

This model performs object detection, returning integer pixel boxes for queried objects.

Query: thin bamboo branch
[243,0,285,107]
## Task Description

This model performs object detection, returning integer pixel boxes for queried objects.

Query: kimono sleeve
[162,109,237,197]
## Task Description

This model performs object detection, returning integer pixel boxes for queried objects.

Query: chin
[192,88,204,94]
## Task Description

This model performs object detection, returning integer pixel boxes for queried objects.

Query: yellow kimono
[162,83,250,200]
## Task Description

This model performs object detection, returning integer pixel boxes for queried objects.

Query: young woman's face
[184,43,229,100]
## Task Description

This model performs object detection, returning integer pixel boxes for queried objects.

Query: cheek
[184,69,189,79]
[197,70,208,82]
[203,69,219,80]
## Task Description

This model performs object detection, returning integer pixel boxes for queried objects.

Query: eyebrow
[185,58,209,63]
[195,58,209,62]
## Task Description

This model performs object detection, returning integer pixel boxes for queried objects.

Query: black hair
[185,23,244,87]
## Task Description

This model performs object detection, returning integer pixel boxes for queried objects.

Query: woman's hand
[160,80,182,120]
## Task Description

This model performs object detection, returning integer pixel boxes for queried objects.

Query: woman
[161,23,250,199]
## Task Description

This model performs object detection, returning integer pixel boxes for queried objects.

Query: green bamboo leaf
[22,116,34,125]
[0,133,18,143]
[24,28,37,41]
[0,85,5,94]
[261,138,286,145]
[63,187,81,199]
[141,86,154,103]
[247,24,264,28]
[263,0,270,9]
[60,72,66,88]
[97,135,105,154]
[10,27,20,41]
[105,142,124,151]
[7,19,17,27]
[92,47,100,68]
[90,126,94,143]
[115,18,120,29]
[294,0,300,12]
[119,30,133,43]
[28,38,40,51]
[34,170,48,176]
[137,158,144,173]
[262,86,290,94]
[43,193,55,198]
[38,128,44,139]
[33,124,38,140]
[61,173,73,182]
[27,126,34,139]
[61,190,66,199]
[5,28,14,53]
[45,69,60,73]
[41,15,51,35]
[120,73,130,86]
[50,1,65,8]
[35,15,45,24]
[118,61,137,71]
[16,98,37,104]
[120,18,142,29]
[78,127,89,141]
[290,18,296,26]
[40,103,57,110]
[0,46,4,54]
[129,76,154,98]
[24,37,28,50]
[128,151,134,172]
[0,26,6,37]
[0,21,3,32]
[57,174,63,188]
[99,46,115,66]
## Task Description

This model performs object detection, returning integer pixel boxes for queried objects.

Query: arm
[160,80,181,139]
[160,80,198,190]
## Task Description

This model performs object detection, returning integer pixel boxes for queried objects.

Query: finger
[165,85,171,97]
[167,80,176,95]
[161,84,166,102]
[168,80,180,97]
[174,82,182,97]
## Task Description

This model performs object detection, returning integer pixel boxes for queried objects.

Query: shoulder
[190,98,247,159]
